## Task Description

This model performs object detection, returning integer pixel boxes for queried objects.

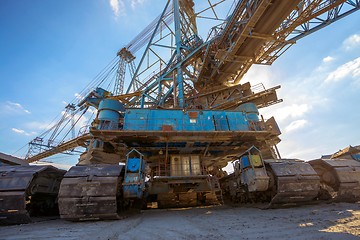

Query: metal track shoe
[58,165,124,221]
[0,165,65,225]
[265,160,320,207]
[309,159,360,202]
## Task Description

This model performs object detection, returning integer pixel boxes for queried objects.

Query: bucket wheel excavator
[1,0,360,224]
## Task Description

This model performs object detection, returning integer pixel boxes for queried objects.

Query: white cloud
[109,0,120,17]
[130,0,146,9]
[322,56,334,63]
[242,65,276,87]
[108,0,146,18]
[2,101,31,114]
[11,128,37,136]
[12,128,25,134]
[343,34,360,50]
[270,104,310,122]
[285,119,308,132]
[325,57,360,83]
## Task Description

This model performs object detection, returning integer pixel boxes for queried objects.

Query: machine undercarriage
[221,148,360,207]
[1,0,360,224]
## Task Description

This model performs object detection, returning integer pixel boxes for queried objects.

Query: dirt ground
[0,202,359,240]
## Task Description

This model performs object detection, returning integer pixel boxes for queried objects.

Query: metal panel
[242,168,269,192]
[0,165,65,191]
[123,109,256,132]
[191,155,201,175]
[267,161,320,205]
[58,165,123,221]
[58,196,118,221]
[123,109,149,130]
[0,174,34,191]
[322,159,360,168]
[0,191,26,214]
[64,165,123,177]
[59,176,120,197]
[200,111,216,131]
[269,161,318,177]
[213,112,229,131]
[170,155,202,176]
[227,112,249,131]
[170,155,182,176]
[182,156,191,176]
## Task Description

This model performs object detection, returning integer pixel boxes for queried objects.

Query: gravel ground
[0,202,359,240]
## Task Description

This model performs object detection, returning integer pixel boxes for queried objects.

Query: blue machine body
[122,106,259,132]
[84,88,261,133]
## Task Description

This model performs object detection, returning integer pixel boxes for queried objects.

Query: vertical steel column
[173,0,184,108]
[126,0,171,96]
[114,59,126,95]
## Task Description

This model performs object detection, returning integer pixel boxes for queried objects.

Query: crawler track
[0,166,65,225]
[58,165,125,221]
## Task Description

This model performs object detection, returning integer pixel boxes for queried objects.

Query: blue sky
[0,0,359,165]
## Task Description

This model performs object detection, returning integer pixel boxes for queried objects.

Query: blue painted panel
[213,112,229,131]
[124,109,149,130]
[127,158,141,172]
[123,109,259,132]
[227,112,249,131]
[98,99,124,122]
[98,99,125,112]
[149,110,183,131]
[236,103,259,114]
[98,110,119,122]
[236,103,259,121]
[241,156,250,168]
[199,111,216,131]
